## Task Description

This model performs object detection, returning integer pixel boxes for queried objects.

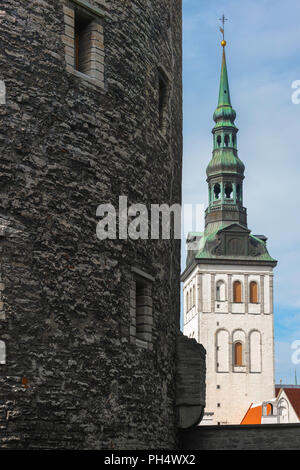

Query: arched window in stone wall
[233,280,242,303]
[216,329,229,372]
[216,280,226,301]
[0,340,6,364]
[250,281,258,303]
[234,342,243,366]
[192,285,195,307]
[186,291,189,313]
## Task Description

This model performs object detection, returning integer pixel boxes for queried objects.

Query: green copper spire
[205,35,247,230]
[183,21,277,271]
[218,48,231,106]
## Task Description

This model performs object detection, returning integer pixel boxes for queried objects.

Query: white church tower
[181,32,277,425]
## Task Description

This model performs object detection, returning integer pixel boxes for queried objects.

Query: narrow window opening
[236,184,241,201]
[224,134,229,147]
[225,183,233,199]
[158,72,168,134]
[0,340,6,364]
[250,281,258,303]
[234,342,243,366]
[214,183,221,200]
[135,279,152,342]
[233,280,242,303]
[0,80,6,105]
[216,281,226,301]
[75,9,94,75]
[217,135,221,147]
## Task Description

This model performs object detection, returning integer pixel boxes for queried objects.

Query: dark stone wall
[180,424,300,450]
[0,0,182,449]
[176,334,206,429]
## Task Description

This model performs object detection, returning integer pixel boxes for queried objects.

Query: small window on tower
[75,9,94,75]
[130,268,154,348]
[214,183,221,200]
[216,280,226,301]
[224,134,229,147]
[234,341,243,366]
[0,340,6,364]
[250,281,258,303]
[158,70,168,135]
[217,135,221,147]
[233,280,242,303]
[225,183,233,199]
[236,184,241,201]
[62,1,105,88]
[136,279,152,343]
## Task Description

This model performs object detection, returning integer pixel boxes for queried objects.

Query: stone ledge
[68,0,108,17]
[66,66,105,91]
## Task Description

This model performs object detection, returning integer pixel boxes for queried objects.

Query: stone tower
[0,0,203,449]
[182,38,277,425]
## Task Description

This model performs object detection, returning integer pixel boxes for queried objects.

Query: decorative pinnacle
[219,14,228,47]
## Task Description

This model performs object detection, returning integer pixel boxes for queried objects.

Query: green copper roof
[218,48,231,106]
[185,225,277,267]
[183,40,277,273]
[207,148,245,177]
[207,45,244,179]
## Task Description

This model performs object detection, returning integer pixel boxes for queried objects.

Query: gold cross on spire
[219,14,228,47]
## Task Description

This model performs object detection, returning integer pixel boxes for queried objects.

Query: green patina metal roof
[206,45,244,179]
[184,40,277,272]
[218,48,231,106]
[207,148,245,177]
[186,224,276,268]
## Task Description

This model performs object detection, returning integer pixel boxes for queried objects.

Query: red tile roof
[240,403,273,425]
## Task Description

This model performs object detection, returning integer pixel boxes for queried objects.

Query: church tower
[182,32,277,425]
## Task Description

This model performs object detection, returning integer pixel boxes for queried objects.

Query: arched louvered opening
[233,280,242,303]
[214,183,221,200]
[236,183,241,201]
[216,280,226,301]
[225,182,233,199]
[234,341,243,366]
[250,281,258,303]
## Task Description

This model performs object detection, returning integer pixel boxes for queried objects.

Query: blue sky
[181,0,300,384]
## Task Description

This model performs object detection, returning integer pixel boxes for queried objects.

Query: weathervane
[219,14,228,47]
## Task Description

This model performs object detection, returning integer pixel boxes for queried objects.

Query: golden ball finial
[221,39,227,47]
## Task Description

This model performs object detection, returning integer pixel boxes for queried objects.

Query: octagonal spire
[218,47,231,107]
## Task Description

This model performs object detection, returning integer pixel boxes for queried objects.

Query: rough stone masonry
[0,0,203,450]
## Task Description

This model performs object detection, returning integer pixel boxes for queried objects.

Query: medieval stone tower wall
[0,0,183,449]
